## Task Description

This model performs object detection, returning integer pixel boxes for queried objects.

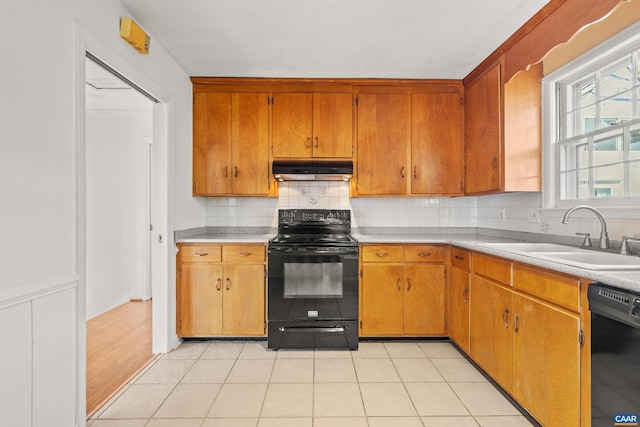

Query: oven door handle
[278,326,347,333]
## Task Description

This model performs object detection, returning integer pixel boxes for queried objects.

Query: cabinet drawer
[362,245,404,263]
[473,252,511,286]
[179,244,222,262]
[405,245,444,263]
[451,247,470,271]
[222,245,265,263]
[513,264,580,312]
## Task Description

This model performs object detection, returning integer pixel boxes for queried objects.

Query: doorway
[84,54,156,416]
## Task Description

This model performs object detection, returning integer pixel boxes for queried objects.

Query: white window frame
[542,21,640,210]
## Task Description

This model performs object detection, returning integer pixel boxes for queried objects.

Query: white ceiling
[119,0,550,79]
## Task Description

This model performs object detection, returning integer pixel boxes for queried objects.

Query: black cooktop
[270,209,357,247]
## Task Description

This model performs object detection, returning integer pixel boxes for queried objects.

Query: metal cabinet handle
[234,166,238,178]
[226,278,231,290]
[401,167,406,178]
[492,156,498,169]
[463,288,468,303]
[418,252,431,257]
[502,309,509,328]
[194,252,208,257]
[238,252,252,257]
[514,314,519,332]
[215,278,221,291]
[414,166,417,179]
[407,278,412,291]
[224,166,229,178]
[397,279,401,291]
[315,136,319,148]
[376,252,389,258]
[305,137,312,148]
[454,255,464,261]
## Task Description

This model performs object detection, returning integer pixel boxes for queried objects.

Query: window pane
[593,164,624,197]
[600,60,633,99]
[600,91,632,126]
[575,104,596,136]
[578,168,590,198]
[560,142,588,172]
[631,160,640,197]
[594,135,623,165]
[577,78,596,109]
[631,128,640,151]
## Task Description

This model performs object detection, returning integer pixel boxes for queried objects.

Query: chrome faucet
[562,205,610,249]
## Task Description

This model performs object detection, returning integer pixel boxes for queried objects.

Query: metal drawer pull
[397,278,401,291]
[376,252,388,257]
[215,278,221,291]
[237,252,252,256]
[502,309,509,328]
[454,255,464,261]
[315,136,319,148]
[224,166,228,177]
[418,252,431,257]
[305,137,312,148]
[463,288,468,303]
[401,167,406,178]
[414,166,417,179]
[514,314,520,332]
[226,278,231,290]
[278,326,346,333]
[194,252,208,257]
[407,278,412,291]
[234,166,238,177]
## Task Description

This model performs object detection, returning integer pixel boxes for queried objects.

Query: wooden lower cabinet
[470,275,513,392]
[177,243,266,337]
[469,251,583,427]
[448,247,471,353]
[360,244,445,337]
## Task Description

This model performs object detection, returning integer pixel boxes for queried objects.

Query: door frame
[75,24,175,424]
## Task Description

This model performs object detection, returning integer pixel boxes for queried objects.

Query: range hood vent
[272,160,353,181]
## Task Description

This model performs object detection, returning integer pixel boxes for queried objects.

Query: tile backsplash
[204,182,639,240]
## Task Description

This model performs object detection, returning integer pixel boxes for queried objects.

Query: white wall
[86,111,152,320]
[0,0,199,425]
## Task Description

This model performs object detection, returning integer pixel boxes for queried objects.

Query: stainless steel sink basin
[478,242,640,270]
[478,242,584,253]
[532,251,640,270]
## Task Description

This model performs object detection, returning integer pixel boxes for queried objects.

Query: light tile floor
[88,341,535,427]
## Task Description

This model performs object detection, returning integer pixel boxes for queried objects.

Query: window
[544,24,640,207]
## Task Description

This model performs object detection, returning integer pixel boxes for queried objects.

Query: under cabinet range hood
[272,160,353,181]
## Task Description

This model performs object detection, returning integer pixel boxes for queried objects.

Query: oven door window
[284,262,343,298]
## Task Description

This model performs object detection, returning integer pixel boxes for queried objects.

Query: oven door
[267,246,359,322]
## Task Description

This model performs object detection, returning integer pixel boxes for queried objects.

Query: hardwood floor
[86,300,154,418]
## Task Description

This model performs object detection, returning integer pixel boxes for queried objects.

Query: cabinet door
[411,92,463,195]
[470,276,513,392]
[222,264,265,336]
[231,93,270,195]
[465,63,502,194]
[512,293,580,426]
[404,264,445,335]
[312,93,353,158]
[193,92,232,195]
[272,93,313,158]
[361,264,404,336]
[357,93,410,195]
[448,266,470,353]
[179,263,223,337]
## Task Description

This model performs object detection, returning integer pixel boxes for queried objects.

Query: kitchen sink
[478,242,640,270]
[477,242,584,253]
[532,251,640,270]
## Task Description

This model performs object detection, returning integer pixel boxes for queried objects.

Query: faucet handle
[621,236,640,255]
[576,232,592,248]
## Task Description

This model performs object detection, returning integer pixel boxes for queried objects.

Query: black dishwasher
[589,283,640,427]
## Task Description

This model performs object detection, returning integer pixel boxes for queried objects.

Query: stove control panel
[278,209,351,224]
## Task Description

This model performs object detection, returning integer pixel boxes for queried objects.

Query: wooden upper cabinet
[464,62,502,194]
[411,92,464,195]
[272,93,313,158]
[193,92,232,195]
[464,59,542,195]
[272,92,353,159]
[231,92,270,195]
[193,91,269,196]
[356,93,411,195]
